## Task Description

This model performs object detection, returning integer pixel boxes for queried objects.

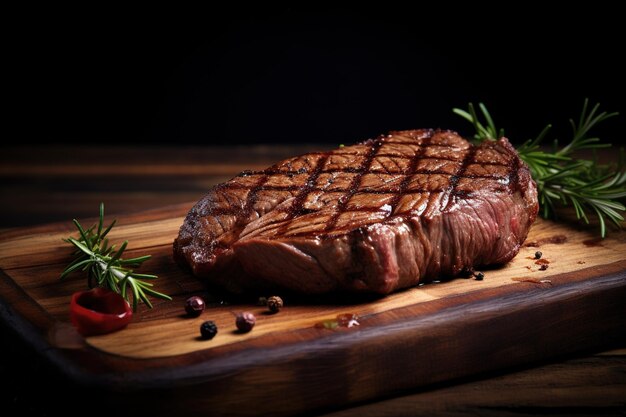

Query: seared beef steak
[174,129,538,294]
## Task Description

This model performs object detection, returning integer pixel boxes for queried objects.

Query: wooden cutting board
[1,203,625,416]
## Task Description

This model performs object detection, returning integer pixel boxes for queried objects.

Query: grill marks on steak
[174,129,538,294]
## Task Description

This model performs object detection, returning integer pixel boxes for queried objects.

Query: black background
[9,6,625,147]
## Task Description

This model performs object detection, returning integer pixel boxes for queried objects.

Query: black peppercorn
[200,321,218,339]
[267,296,283,313]
[185,296,205,317]
[539,264,549,271]
[236,312,256,333]
[534,251,542,259]
[474,271,485,281]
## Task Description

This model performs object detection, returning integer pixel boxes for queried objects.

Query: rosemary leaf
[61,203,171,311]
[453,99,625,237]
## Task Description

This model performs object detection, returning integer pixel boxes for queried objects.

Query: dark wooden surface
[1,145,625,416]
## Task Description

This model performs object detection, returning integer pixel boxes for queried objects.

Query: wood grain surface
[1,211,624,360]
[1,145,625,417]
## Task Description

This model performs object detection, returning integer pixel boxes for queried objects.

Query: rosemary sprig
[453,100,626,237]
[61,203,172,311]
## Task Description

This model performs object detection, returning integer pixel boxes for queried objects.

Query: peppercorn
[185,296,205,317]
[236,312,256,333]
[539,264,549,271]
[534,251,542,259]
[200,321,218,339]
[267,296,283,313]
[474,271,485,281]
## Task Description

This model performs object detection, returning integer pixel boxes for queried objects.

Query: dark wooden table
[1,145,625,416]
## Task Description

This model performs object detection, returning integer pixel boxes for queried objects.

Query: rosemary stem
[453,100,625,237]
[62,203,170,310]
[97,260,126,280]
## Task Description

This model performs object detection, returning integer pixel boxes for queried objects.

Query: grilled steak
[174,129,538,294]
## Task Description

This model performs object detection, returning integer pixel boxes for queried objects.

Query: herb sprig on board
[61,203,172,311]
[453,100,626,237]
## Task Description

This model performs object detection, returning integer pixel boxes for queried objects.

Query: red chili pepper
[70,288,133,336]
